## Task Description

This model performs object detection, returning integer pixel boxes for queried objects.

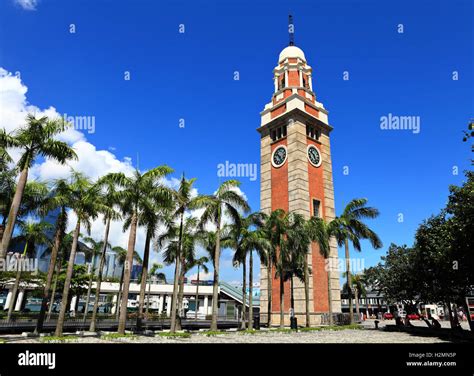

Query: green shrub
[101,333,137,340]
[158,332,191,339]
[40,336,78,343]
[239,329,259,335]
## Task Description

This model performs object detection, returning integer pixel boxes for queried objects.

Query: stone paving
[1,323,463,344]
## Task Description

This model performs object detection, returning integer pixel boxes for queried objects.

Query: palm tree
[191,257,209,319]
[55,172,107,336]
[284,213,312,327]
[343,272,368,320]
[0,168,16,241]
[35,178,72,333]
[265,209,288,328]
[229,212,269,329]
[146,263,163,316]
[107,166,173,334]
[331,198,382,324]
[194,228,231,321]
[166,175,202,332]
[89,177,121,332]
[81,237,107,321]
[305,215,335,326]
[1,179,49,238]
[135,204,170,331]
[158,216,199,330]
[112,246,127,319]
[0,114,77,259]
[0,130,16,240]
[197,180,250,330]
[0,128,14,172]
[7,220,52,321]
[175,218,199,326]
[111,246,142,319]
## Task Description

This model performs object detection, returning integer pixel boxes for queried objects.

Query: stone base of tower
[259,264,342,327]
[259,313,331,327]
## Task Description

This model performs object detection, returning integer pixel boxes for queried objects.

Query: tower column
[14,290,25,311]
[286,118,314,324]
[158,295,164,314]
[4,290,13,310]
[166,295,171,317]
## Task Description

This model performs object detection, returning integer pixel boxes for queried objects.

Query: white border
[307,144,322,167]
[271,145,288,168]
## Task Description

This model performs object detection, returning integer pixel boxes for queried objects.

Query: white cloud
[0,67,251,281]
[0,67,143,254]
[188,270,212,281]
[15,0,38,11]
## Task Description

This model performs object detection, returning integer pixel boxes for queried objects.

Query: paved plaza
[1,320,470,344]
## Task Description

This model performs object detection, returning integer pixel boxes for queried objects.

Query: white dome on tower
[278,45,306,63]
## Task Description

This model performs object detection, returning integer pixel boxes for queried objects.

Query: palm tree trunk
[210,221,221,331]
[118,211,138,334]
[136,229,151,331]
[47,254,63,321]
[365,293,370,319]
[279,273,284,329]
[7,254,23,321]
[290,276,295,323]
[170,211,184,333]
[241,254,247,329]
[195,265,200,320]
[303,254,310,327]
[267,258,272,328]
[461,299,474,331]
[55,220,81,336]
[111,257,116,279]
[176,254,186,330]
[82,260,95,322]
[35,214,64,333]
[354,286,360,320]
[116,267,124,320]
[90,217,111,332]
[344,239,353,324]
[248,251,253,330]
[0,167,28,259]
[146,279,151,316]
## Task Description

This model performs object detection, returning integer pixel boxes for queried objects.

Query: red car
[383,312,394,320]
[407,313,420,320]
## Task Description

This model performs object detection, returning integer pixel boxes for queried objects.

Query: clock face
[272,146,287,168]
[307,145,322,167]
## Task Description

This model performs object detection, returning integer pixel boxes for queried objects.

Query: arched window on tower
[278,75,286,90]
[306,124,320,140]
[270,125,288,142]
[302,74,310,89]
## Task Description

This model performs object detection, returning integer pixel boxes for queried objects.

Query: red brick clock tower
[258,44,341,326]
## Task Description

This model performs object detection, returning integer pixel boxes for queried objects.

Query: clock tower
[258,44,342,326]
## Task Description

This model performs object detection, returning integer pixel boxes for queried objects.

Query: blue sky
[0,0,472,285]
